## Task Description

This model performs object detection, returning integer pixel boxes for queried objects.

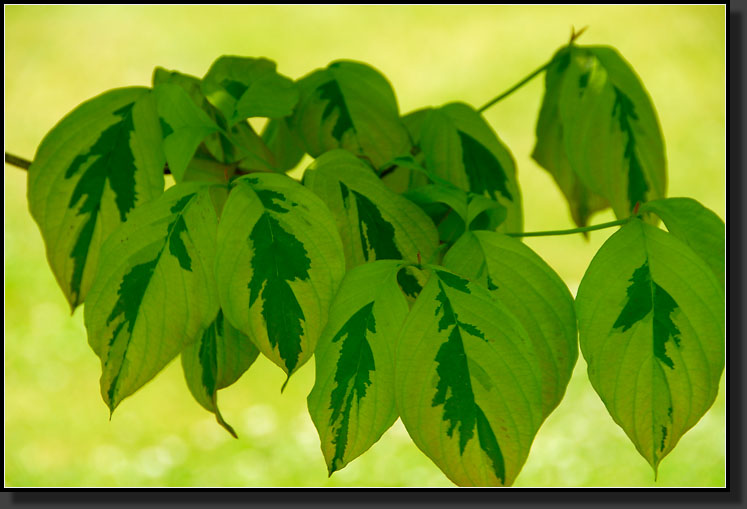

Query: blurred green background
[5,5,725,487]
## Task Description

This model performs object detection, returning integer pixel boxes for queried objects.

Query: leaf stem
[477,60,552,113]
[5,152,32,170]
[505,218,630,238]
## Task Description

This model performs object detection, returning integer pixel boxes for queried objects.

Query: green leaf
[404,185,507,244]
[640,198,725,290]
[261,117,307,172]
[28,87,165,311]
[181,309,259,437]
[303,150,438,268]
[395,267,543,486]
[84,182,222,412]
[416,103,523,232]
[201,56,299,126]
[575,219,725,473]
[215,174,345,384]
[153,66,277,175]
[291,60,411,168]
[153,83,221,181]
[532,48,610,228]
[442,231,578,417]
[308,260,409,474]
[556,45,667,219]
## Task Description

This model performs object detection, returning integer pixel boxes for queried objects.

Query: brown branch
[5,153,32,170]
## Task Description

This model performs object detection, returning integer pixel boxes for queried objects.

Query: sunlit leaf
[215,174,345,384]
[395,267,543,486]
[291,60,411,168]
[442,231,577,417]
[84,182,222,412]
[575,218,724,473]
[28,87,165,311]
[308,260,409,474]
[303,150,438,268]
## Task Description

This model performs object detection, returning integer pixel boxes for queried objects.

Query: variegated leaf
[395,267,543,486]
[303,150,438,268]
[442,231,578,417]
[576,218,725,473]
[84,182,222,412]
[308,260,409,474]
[215,174,345,384]
[290,60,411,169]
[28,87,165,311]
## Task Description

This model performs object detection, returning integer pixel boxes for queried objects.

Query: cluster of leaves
[26,38,724,486]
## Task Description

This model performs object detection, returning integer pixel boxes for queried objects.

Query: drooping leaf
[532,47,610,228]
[303,150,438,269]
[201,56,299,126]
[215,174,345,384]
[640,198,725,290]
[261,117,307,172]
[442,231,578,417]
[181,309,259,437]
[290,61,411,168]
[395,267,543,486]
[308,260,409,474]
[28,87,165,311]
[575,218,725,473]
[84,182,223,412]
[553,45,667,219]
[414,103,522,233]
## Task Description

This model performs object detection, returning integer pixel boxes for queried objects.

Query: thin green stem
[506,218,630,238]
[477,60,552,113]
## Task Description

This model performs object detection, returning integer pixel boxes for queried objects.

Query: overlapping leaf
[308,260,410,474]
[575,218,725,472]
[290,60,411,169]
[303,150,438,268]
[84,183,222,412]
[182,309,259,437]
[442,231,577,417]
[404,184,507,244]
[536,45,666,221]
[532,47,609,227]
[153,67,279,179]
[261,118,307,172]
[28,87,165,311]
[201,56,299,126]
[408,103,523,232]
[640,198,725,290]
[395,267,543,486]
[215,174,345,384]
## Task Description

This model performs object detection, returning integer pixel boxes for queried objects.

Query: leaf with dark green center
[28,87,165,311]
[261,117,307,172]
[290,61,411,168]
[181,309,260,437]
[554,45,666,219]
[215,174,345,383]
[416,103,522,233]
[201,56,299,126]
[443,231,578,418]
[308,260,409,474]
[395,266,543,486]
[84,182,221,412]
[576,218,725,473]
[303,150,438,269]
